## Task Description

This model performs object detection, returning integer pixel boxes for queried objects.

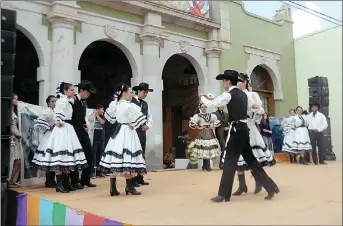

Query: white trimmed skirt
[283,127,312,154]
[99,125,147,177]
[193,129,221,159]
[31,123,88,171]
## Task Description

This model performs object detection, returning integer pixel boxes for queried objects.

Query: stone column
[139,12,166,170]
[205,29,222,96]
[47,1,83,91]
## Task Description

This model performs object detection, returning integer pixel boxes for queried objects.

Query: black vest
[72,95,87,132]
[227,88,247,123]
[132,97,148,117]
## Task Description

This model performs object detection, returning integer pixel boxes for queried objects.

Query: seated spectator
[163,147,176,169]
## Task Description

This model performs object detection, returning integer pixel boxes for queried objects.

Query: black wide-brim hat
[132,82,154,92]
[216,70,239,81]
[75,80,96,94]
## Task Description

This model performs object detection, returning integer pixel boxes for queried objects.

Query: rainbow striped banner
[16,193,129,226]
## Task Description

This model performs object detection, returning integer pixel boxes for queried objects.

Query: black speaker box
[1,100,12,137]
[322,117,331,136]
[1,53,15,76]
[321,107,329,117]
[308,76,328,88]
[1,75,13,99]
[309,86,329,98]
[1,9,17,32]
[309,96,329,108]
[1,30,16,54]
[1,137,10,179]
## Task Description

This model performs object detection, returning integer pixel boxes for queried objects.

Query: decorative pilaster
[205,29,222,96]
[139,12,166,170]
[48,1,83,92]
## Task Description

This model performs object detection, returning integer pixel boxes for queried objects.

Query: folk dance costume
[131,82,153,187]
[205,70,279,203]
[281,114,296,162]
[213,108,229,169]
[31,92,88,193]
[100,86,147,196]
[189,111,221,171]
[31,107,57,188]
[70,81,97,189]
[219,74,276,196]
[307,103,328,165]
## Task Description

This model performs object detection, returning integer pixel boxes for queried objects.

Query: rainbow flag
[15,193,127,226]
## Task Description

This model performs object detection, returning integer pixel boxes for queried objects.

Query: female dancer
[9,94,21,188]
[285,106,312,165]
[189,102,221,171]
[32,82,88,193]
[282,109,297,163]
[31,95,58,188]
[99,83,147,196]
[224,74,276,195]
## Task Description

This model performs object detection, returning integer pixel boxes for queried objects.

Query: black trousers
[72,129,93,184]
[92,141,105,167]
[136,129,146,158]
[309,131,325,164]
[218,123,277,199]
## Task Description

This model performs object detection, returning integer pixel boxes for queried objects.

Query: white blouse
[54,94,74,123]
[34,107,55,130]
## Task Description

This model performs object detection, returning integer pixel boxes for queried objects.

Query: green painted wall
[220,2,298,116]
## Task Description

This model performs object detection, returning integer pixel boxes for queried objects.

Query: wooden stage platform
[13,162,342,225]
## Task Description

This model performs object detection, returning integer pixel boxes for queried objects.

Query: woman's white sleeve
[104,101,117,124]
[189,114,200,129]
[54,100,66,123]
[211,114,221,128]
[128,103,147,129]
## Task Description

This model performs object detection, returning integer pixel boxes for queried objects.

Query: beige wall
[294,25,342,160]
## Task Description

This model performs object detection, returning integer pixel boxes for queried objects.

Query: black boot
[55,175,69,193]
[289,154,294,163]
[293,155,297,163]
[110,178,120,196]
[62,173,76,191]
[300,157,309,165]
[45,171,57,188]
[202,159,206,171]
[137,174,149,186]
[253,179,262,194]
[232,174,248,196]
[206,160,212,171]
[70,171,83,189]
[125,179,141,195]
[132,176,140,187]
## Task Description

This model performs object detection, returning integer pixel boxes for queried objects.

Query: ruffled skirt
[222,120,276,170]
[193,129,221,159]
[99,125,146,176]
[283,127,312,154]
[31,123,88,171]
[282,129,295,153]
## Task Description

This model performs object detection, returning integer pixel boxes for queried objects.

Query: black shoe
[232,174,248,196]
[265,187,280,200]
[45,172,57,188]
[211,195,230,203]
[137,175,149,186]
[81,182,97,187]
[319,162,327,165]
[63,174,77,191]
[110,178,120,196]
[254,181,262,194]
[72,183,84,189]
[125,179,141,195]
[132,176,140,187]
[55,175,69,193]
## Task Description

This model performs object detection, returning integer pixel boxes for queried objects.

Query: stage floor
[15,162,342,225]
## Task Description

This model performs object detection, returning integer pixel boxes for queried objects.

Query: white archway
[76,38,139,79]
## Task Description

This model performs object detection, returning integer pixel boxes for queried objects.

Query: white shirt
[134,96,153,128]
[307,111,328,132]
[205,86,254,110]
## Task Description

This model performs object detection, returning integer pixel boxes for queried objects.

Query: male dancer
[201,70,279,202]
[132,82,153,187]
[214,106,229,169]
[307,102,328,165]
[70,80,97,189]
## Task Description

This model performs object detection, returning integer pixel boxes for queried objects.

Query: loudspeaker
[1,100,12,137]
[1,9,17,32]
[1,138,10,179]
[308,76,328,88]
[322,136,336,161]
[1,76,13,99]
[1,30,16,54]
[1,53,16,76]
[309,96,329,108]
[322,117,331,136]
[309,86,329,98]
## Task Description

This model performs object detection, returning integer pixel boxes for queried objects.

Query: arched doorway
[250,65,275,116]
[78,40,132,108]
[162,54,199,159]
[14,29,40,105]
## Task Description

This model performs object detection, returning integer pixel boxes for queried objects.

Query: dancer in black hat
[307,102,328,165]
[131,82,153,187]
[201,70,279,202]
[70,80,97,189]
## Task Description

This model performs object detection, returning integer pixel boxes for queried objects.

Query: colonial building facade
[2,1,297,170]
